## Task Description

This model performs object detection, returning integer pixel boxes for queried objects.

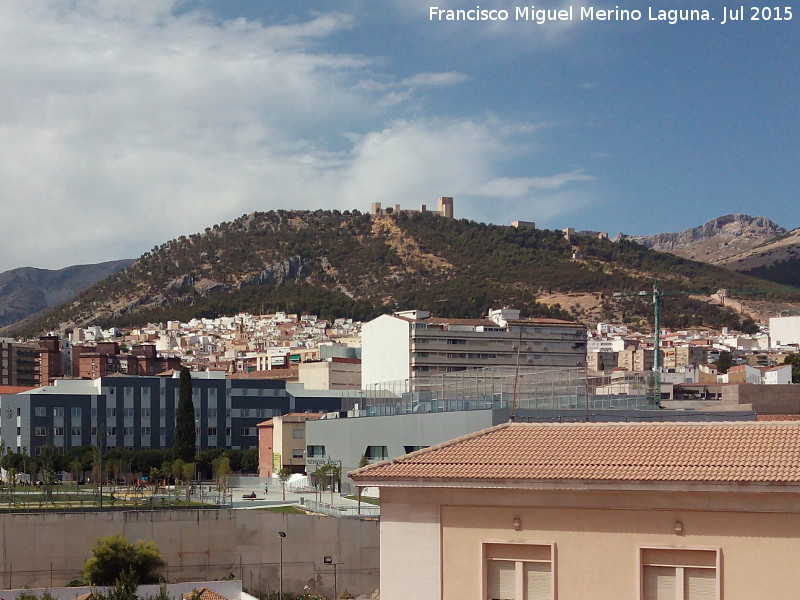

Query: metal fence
[0,484,232,513]
[340,366,654,415]
[301,499,380,519]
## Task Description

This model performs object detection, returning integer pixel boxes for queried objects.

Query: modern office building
[0,372,342,456]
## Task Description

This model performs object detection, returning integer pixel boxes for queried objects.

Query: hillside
[628,214,800,287]
[0,260,135,328]
[6,210,800,337]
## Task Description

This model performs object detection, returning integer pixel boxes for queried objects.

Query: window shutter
[487,560,516,600]
[643,566,676,600]
[524,562,552,600]
[684,568,716,600]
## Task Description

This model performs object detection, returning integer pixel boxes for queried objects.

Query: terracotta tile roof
[0,385,35,394]
[350,421,800,484]
[183,588,228,600]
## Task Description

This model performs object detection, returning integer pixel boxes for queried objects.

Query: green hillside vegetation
[9,210,800,337]
[742,258,800,288]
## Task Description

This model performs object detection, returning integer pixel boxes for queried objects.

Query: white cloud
[0,1,595,271]
[340,120,597,225]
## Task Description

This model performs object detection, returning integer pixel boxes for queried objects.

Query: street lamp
[278,531,286,598]
[324,556,337,600]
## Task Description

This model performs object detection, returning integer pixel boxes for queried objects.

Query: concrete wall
[769,315,800,346]
[2,581,252,600]
[0,510,379,597]
[731,383,800,413]
[361,315,410,388]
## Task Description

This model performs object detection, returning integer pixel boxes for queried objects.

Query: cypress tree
[174,366,196,463]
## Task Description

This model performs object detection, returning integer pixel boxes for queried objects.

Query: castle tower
[437,196,454,218]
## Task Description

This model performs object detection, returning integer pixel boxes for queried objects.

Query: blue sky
[0,0,797,270]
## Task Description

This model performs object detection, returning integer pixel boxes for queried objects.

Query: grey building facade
[0,373,341,456]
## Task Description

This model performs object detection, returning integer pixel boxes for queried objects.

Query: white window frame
[639,546,720,600]
[482,541,555,600]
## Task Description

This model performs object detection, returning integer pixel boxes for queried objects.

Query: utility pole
[652,280,662,407]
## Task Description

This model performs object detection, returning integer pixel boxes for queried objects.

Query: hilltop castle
[370,196,454,219]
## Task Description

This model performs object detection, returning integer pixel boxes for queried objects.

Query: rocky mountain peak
[627,214,786,262]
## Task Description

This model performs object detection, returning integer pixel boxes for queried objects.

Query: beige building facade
[298,357,361,390]
[257,413,322,477]
[353,421,800,600]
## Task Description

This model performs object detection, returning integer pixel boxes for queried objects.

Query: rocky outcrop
[237,256,308,288]
[627,214,787,264]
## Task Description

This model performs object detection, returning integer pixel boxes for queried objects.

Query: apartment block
[0,339,38,387]
[361,308,587,388]
[662,345,707,369]
[617,347,655,372]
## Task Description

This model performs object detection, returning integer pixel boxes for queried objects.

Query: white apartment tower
[361,308,587,388]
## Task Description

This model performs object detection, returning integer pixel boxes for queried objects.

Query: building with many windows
[1,339,38,387]
[361,308,587,388]
[0,372,342,456]
[352,421,800,600]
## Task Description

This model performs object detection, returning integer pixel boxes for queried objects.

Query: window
[53,427,64,436]
[141,408,151,417]
[240,427,255,436]
[208,408,218,418]
[641,548,718,600]
[124,408,135,417]
[404,445,428,453]
[34,427,46,437]
[208,427,217,436]
[35,407,46,417]
[107,408,116,417]
[292,449,304,459]
[71,427,81,436]
[365,446,388,460]
[292,428,304,439]
[71,407,81,418]
[485,543,553,600]
[123,427,135,436]
[141,427,151,436]
[106,427,116,436]
[307,445,325,459]
[53,407,64,417]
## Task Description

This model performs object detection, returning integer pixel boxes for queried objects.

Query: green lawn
[345,495,380,505]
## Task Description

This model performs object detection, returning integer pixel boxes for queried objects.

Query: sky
[0,0,797,271]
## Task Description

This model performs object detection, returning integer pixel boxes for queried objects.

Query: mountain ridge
[5,210,798,338]
[0,260,135,329]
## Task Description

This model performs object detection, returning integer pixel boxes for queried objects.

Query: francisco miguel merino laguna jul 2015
[429,5,793,24]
